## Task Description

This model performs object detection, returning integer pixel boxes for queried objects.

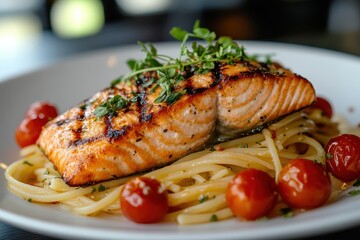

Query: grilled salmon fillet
[37,60,316,186]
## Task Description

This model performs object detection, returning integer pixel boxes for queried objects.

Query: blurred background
[0,0,359,80]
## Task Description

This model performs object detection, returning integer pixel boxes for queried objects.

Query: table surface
[1,22,359,239]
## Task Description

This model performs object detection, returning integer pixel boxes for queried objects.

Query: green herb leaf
[199,194,209,203]
[170,27,188,41]
[239,143,249,148]
[94,95,129,118]
[210,214,218,222]
[326,153,333,159]
[98,184,108,192]
[127,59,138,71]
[349,190,360,196]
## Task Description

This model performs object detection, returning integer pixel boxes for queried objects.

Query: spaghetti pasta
[4,111,352,225]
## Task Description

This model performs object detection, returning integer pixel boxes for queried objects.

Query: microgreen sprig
[98,20,257,118]
[111,20,248,87]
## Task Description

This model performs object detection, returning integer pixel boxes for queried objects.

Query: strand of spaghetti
[61,193,120,212]
[173,150,212,164]
[168,179,230,206]
[183,194,227,214]
[177,208,234,225]
[197,152,273,170]
[217,151,274,170]
[262,128,282,182]
[283,135,325,163]
[19,144,41,157]
[165,194,228,221]
[275,127,313,150]
[6,161,111,202]
[268,112,303,130]
[192,174,207,183]
[211,168,231,181]
[279,138,322,161]
[145,153,273,179]
[73,186,123,215]
[211,148,273,161]
[275,118,314,137]
[225,148,271,157]
[161,164,229,182]
[7,182,92,202]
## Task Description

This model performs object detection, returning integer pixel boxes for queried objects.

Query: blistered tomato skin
[226,169,278,221]
[26,101,59,121]
[15,117,49,148]
[15,101,59,148]
[278,159,331,209]
[311,97,333,118]
[325,134,360,182]
[120,177,168,224]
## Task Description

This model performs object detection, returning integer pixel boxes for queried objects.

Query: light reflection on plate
[0,41,360,240]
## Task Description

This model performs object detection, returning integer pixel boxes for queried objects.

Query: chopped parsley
[239,143,249,148]
[98,184,108,192]
[94,95,128,118]
[199,194,209,203]
[90,184,109,194]
[348,190,360,196]
[280,207,294,218]
[326,153,333,159]
[210,214,218,222]
[22,160,33,166]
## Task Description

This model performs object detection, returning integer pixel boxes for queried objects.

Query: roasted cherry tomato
[15,101,59,148]
[15,117,49,148]
[325,134,360,182]
[25,101,59,121]
[311,96,333,118]
[120,177,168,223]
[226,169,278,221]
[278,159,331,209]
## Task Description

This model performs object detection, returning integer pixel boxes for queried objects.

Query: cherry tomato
[278,159,331,209]
[325,134,360,182]
[26,101,59,121]
[226,169,278,221]
[311,97,333,118]
[120,177,168,223]
[15,117,49,148]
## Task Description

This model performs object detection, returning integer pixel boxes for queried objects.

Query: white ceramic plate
[0,42,360,240]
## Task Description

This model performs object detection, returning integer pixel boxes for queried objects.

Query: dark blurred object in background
[0,0,359,80]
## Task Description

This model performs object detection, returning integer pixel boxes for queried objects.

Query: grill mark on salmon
[37,60,316,186]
